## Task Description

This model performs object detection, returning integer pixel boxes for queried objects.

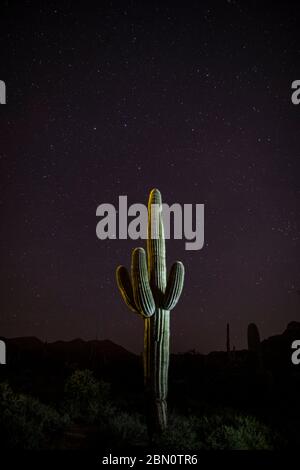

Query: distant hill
[0,336,136,368]
[1,321,299,369]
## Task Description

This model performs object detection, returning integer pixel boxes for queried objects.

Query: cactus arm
[163,261,185,310]
[131,248,155,317]
[116,265,138,313]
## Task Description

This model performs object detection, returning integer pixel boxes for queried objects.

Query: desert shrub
[156,409,274,450]
[107,411,147,446]
[203,414,273,450]
[63,370,147,446]
[0,382,68,449]
[155,414,200,450]
[63,369,111,424]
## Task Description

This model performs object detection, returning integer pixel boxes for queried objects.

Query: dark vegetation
[0,321,299,450]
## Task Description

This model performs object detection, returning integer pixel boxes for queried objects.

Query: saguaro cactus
[116,188,185,435]
[247,323,263,370]
[247,323,261,353]
[226,323,231,355]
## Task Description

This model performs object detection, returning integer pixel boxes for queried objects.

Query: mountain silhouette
[0,336,136,368]
[1,321,299,368]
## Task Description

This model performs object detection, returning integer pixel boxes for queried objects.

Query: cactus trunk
[145,189,168,434]
[144,310,170,433]
[116,189,184,437]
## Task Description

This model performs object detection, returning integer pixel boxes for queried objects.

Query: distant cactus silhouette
[247,323,261,353]
[232,345,236,362]
[116,189,185,436]
[226,323,231,354]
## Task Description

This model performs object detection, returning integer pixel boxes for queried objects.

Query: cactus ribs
[116,188,185,437]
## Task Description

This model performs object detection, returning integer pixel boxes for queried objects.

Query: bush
[156,409,274,450]
[203,413,274,450]
[154,414,200,450]
[0,382,68,449]
[63,369,111,424]
[107,411,147,446]
[62,370,148,447]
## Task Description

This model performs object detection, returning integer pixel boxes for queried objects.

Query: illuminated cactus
[116,188,185,435]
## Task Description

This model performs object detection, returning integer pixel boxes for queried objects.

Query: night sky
[1,1,299,354]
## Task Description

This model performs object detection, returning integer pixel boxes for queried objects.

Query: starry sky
[0,1,299,353]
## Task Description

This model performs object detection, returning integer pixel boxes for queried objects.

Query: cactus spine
[116,189,185,435]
